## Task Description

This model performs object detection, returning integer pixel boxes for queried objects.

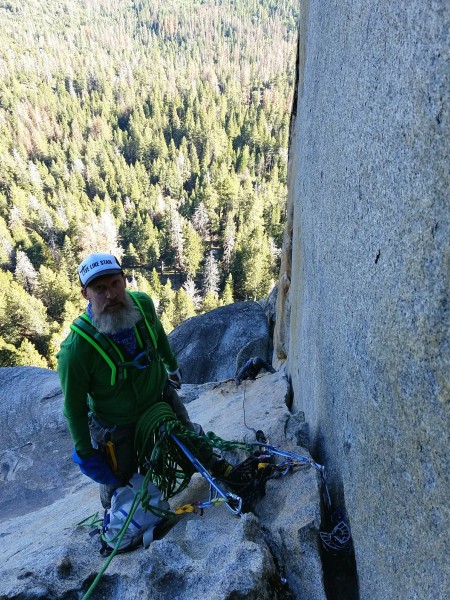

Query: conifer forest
[0,0,298,368]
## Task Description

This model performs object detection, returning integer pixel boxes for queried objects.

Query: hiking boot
[211,458,233,479]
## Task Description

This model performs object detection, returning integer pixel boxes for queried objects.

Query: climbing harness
[70,291,158,385]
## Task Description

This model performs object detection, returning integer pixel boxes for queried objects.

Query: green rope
[79,402,256,599]
[205,431,253,453]
[81,490,144,600]
[134,402,255,501]
[134,402,214,500]
[75,512,102,529]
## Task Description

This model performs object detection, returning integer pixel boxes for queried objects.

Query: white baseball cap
[78,253,123,288]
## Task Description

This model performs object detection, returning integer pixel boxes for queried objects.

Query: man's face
[81,273,127,316]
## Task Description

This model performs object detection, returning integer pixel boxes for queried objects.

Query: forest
[0,0,298,368]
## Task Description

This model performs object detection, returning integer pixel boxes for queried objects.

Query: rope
[76,512,101,529]
[134,402,215,500]
[242,379,258,435]
[78,402,302,598]
[79,403,189,600]
[205,431,253,453]
[81,490,145,600]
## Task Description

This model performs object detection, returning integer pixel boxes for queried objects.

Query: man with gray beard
[57,253,227,508]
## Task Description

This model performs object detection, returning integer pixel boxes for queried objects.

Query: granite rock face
[0,367,76,521]
[0,367,326,600]
[276,2,450,599]
[168,301,272,383]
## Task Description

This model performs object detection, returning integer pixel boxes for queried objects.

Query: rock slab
[0,367,326,600]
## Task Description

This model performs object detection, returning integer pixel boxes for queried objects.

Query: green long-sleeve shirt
[57,292,178,456]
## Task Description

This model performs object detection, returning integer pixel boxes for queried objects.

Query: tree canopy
[0,0,298,367]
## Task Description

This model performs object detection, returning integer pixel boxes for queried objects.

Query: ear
[81,287,88,300]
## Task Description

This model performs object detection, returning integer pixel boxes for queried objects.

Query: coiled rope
[80,402,262,600]
[135,402,221,499]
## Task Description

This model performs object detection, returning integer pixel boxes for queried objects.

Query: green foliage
[36,265,78,323]
[221,273,234,305]
[0,270,49,345]
[201,290,221,313]
[232,226,275,299]
[132,272,153,298]
[159,280,176,332]
[174,287,196,326]
[15,339,48,368]
[46,300,83,369]
[0,0,297,366]
[148,268,163,300]
[182,222,203,278]
[0,338,20,367]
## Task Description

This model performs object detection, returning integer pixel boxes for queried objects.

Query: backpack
[102,473,170,552]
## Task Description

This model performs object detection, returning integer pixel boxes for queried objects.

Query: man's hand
[72,449,119,485]
[167,369,182,389]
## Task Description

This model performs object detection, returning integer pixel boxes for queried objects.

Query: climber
[235,356,276,385]
[57,252,230,509]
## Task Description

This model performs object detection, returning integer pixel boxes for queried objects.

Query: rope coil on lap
[135,402,212,500]
[134,402,256,502]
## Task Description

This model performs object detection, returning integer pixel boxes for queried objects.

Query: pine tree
[143,216,160,267]
[0,270,49,347]
[222,215,236,274]
[15,338,48,368]
[0,216,14,268]
[36,265,76,323]
[123,243,140,268]
[60,236,78,280]
[174,287,196,326]
[47,300,84,369]
[221,273,234,305]
[233,228,274,300]
[183,276,201,310]
[201,290,220,313]
[192,201,210,239]
[15,250,38,294]
[0,338,20,367]
[168,207,185,273]
[133,272,153,298]
[159,279,176,332]
[203,251,220,296]
[182,221,203,278]
[148,268,163,300]
[76,208,123,260]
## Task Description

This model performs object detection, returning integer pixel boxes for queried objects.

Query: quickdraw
[170,432,243,515]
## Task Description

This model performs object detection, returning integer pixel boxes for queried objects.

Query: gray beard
[92,293,141,335]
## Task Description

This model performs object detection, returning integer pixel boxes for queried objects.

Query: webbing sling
[70,292,158,385]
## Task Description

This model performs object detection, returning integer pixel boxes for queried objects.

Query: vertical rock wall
[277,1,449,598]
